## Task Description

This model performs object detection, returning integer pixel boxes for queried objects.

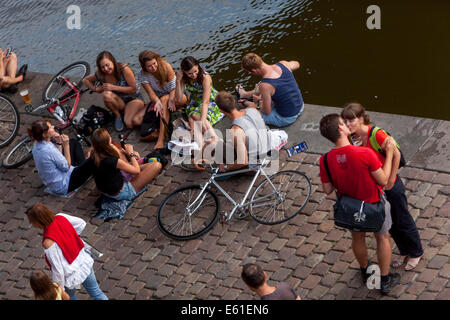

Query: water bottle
[54,105,64,119]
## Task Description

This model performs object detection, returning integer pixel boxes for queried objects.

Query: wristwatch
[129,152,139,160]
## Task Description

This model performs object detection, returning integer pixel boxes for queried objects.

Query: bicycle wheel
[2,136,33,169]
[250,170,311,225]
[0,94,20,149]
[157,184,220,240]
[42,61,90,101]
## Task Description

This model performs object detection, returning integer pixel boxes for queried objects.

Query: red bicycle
[2,61,92,168]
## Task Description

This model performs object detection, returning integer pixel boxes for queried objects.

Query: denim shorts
[106,181,136,201]
[259,103,304,127]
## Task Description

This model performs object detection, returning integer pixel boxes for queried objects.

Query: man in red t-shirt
[318,114,400,295]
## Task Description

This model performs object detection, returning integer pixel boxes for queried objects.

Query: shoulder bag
[323,153,386,232]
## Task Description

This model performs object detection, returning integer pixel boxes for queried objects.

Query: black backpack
[80,105,113,136]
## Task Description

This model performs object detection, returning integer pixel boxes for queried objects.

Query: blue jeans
[259,104,304,127]
[65,268,108,300]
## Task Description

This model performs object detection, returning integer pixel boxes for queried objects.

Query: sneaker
[361,269,369,284]
[380,273,400,295]
[114,117,124,132]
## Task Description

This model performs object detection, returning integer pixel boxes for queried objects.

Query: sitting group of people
[29,50,305,198]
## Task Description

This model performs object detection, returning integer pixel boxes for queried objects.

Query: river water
[1,0,449,120]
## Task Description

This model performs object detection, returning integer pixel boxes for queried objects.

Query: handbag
[323,153,386,232]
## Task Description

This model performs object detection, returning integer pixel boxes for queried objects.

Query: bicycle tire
[2,136,33,169]
[157,184,220,240]
[0,94,20,149]
[42,61,90,102]
[249,170,311,225]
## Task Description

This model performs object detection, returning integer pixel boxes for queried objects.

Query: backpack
[79,105,113,136]
[368,126,406,168]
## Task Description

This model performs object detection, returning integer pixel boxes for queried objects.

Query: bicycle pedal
[219,211,228,224]
[235,210,249,220]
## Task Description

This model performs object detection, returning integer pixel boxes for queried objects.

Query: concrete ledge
[4,71,450,173]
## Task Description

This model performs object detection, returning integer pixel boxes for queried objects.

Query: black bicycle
[2,61,91,169]
[0,94,20,149]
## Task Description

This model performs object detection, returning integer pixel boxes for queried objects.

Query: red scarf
[43,215,85,270]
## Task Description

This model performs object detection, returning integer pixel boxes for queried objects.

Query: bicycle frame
[187,158,279,221]
[29,76,87,130]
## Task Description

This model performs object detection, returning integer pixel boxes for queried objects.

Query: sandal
[234,84,252,102]
[392,255,408,268]
[405,255,422,271]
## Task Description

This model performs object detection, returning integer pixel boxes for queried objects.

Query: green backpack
[368,126,406,168]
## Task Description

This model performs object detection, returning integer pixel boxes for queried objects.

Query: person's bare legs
[154,94,188,149]
[351,232,369,269]
[130,161,162,192]
[124,99,145,129]
[236,85,254,100]
[103,90,125,118]
[0,52,22,89]
[374,232,392,276]
[154,95,170,149]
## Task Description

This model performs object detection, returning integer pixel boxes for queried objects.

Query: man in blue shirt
[237,53,304,127]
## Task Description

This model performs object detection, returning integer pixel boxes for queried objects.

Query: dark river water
[1,0,449,120]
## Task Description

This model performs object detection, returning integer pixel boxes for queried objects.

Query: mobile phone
[5,46,12,58]
[286,141,308,157]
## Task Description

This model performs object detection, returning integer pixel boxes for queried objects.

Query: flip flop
[392,255,408,268]
[405,255,422,271]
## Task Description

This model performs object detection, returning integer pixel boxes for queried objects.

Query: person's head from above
[29,270,58,300]
[25,202,55,230]
[96,51,120,79]
[180,56,204,83]
[139,49,161,74]
[241,53,264,75]
[319,113,351,144]
[241,263,266,291]
[340,102,371,134]
[91,128,120,166]
[27,119,56,142]
[215,90,237,116]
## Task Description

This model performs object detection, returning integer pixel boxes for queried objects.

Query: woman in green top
[175,56,222,146]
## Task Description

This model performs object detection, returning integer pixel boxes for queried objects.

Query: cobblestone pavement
[0,123,449,300]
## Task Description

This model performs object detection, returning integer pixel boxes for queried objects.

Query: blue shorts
[260,104,304,127]
[106,181,136,201]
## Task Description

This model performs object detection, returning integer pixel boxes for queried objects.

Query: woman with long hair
[341,102,423,271]
[25,203,108,300]
[90,128,161,201]
[83,51,145,132]
[30,270,70,300]
[175,56,222,147]
[137,50,187,148]
[28,119,93,196]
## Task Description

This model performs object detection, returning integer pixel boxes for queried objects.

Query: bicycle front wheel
[2,136,33,169]
[0,94,20,149]
[42,61,90,101]
[157,184,220,240]
[250,170,311,225]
